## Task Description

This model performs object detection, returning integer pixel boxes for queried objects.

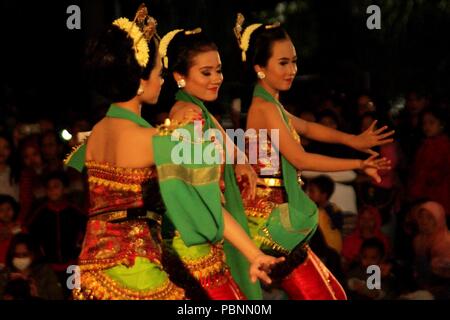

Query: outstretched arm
[260,102,390,182]
[287,111,394,155]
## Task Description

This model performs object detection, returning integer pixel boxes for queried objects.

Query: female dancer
[233,14,393,299]
[157,28,280,300]
[66,5,280,300]
[65,5,186,299]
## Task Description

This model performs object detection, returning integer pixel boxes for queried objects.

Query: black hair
[361,237,386,258]
[158,31,218,106]
[243,25,291,83]
[0,194,20,221]
[165,32,218,77]
[84,25,160,102]
[309,175,335,199]
[43,171,70,188]
[6,233,42,270]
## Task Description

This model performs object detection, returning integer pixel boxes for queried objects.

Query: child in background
[342,205,391,269]
[28,171,86,297]
[346,237,396,300]
[408,108,450,218]
[0,195,22,268]
[307,175,343,253]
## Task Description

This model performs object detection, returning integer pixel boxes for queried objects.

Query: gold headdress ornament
[112,3,158,68]
[159,27,202,68]
[233,13,281,62]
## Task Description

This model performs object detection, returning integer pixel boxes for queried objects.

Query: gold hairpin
[112,3,158,68]
[159,27,203,68]
[233,12,280,62]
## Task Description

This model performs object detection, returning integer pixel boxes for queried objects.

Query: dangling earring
[257,71,266,80]
[177,79,186,88]
[137,86,144,95]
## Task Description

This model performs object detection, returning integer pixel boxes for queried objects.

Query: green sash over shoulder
[162,90,262,300]
[253,84,318,253]
[152,121,225,245]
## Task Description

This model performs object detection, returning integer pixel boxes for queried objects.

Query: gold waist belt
[92,209,162,225]
[258,173,304,187]
[258,177,284,187]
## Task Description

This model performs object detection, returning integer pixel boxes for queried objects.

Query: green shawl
[160,89,262,300]
[253,84,318,253]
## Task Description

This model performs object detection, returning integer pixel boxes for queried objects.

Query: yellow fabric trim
[88,176,141,193]
[257,227,290,255]
[157,163,220,186]
[63,143,84,165]
[85,161,153,176]
[73,269,185,300]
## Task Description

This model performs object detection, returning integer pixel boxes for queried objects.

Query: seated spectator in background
[307,175,343,230]
[346,238,397,300]
[391,199,431,296]
[0,233,63,300]
[412,201,450,299]
[18,138,46,223]
[306,175,343,253]
[303,169,358,238]
[395,90,428,166]
[0,195,22,268]
[0,134,19,201]
[28,171,86,294]
[40,130,64,173]
[408,108,450,216]
[342,206,390,270]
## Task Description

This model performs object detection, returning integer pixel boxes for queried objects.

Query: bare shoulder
[250,97,279,114]
[170,101,202,116]
[88,118,106,138]
[248,98,282,122]
[121,126,158,145]
[115,126,158,167]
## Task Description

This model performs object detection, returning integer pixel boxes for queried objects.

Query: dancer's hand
[235,163,258,200]
[359,155,391,183]
[349,120,395,155]
[249,254,285,284]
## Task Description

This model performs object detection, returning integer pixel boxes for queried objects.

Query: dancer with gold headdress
[64,4,196,300]
[233,13,395,300]
[156,28,284,300]
[66,4,282,300]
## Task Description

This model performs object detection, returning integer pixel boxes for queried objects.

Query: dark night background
[1,0,450,302]
[1,0,449,127]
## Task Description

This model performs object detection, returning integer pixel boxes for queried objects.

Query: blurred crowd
[0,88,449,300]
